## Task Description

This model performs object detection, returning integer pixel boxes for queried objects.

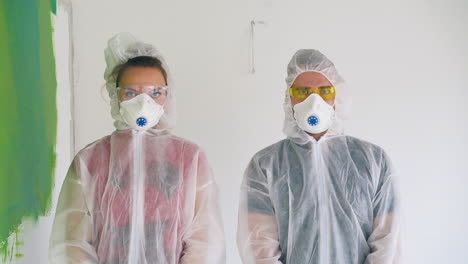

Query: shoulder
[250,139,289,164]
[70,135,112,177]
[163,134,204,154]
[345,135,382,147]
[163,135,212,173]
[334,135,390,164]
[74,135,112,161]
[157,134,209,166]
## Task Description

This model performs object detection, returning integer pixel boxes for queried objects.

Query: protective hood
[283,49,351,144]
[104,32,176,132]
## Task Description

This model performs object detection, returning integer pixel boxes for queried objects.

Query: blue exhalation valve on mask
[136,117,148,127]
[307,115,319,126]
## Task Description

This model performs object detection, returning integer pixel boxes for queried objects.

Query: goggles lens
[117,85,167,102]
[289,86,336,101]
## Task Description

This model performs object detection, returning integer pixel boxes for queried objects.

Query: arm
[237,157,283,264]
[365,151,401,264]
[49,158,98,264]
[180,150,225,264]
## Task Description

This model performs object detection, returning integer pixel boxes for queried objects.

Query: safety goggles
[116,85,168,103]
[289,86,336,101]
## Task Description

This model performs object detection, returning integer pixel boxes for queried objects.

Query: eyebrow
[121,87,137,92]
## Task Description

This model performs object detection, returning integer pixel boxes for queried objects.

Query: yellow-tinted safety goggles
[289,86,336,101]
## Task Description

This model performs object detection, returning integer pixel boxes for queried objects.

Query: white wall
[60,0,468,263]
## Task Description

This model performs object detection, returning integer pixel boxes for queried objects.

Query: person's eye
[125,91,136,97]
[151,90,161,97]
[323,86,333,92]
[299,88,308,95]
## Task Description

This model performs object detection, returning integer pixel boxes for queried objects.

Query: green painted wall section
[0,0,57,258]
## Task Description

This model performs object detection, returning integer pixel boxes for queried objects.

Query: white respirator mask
[293,93,335,134]
[119,93,165,130]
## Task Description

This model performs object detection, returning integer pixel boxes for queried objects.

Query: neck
[307,130,328,142]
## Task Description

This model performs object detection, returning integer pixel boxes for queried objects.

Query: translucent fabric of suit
[49,33,225,264]
[237,49,401,264]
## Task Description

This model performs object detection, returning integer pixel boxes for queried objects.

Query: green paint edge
[0,0,57,258]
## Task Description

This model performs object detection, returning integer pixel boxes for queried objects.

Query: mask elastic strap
[330,102,337,120]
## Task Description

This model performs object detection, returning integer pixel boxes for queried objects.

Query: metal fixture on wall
[250,19,266,74]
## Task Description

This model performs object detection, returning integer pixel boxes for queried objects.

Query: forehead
[119,67,166,86]
[291,71,332,87]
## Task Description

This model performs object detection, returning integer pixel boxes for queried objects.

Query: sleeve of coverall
[180,150,226,264]
[365,151,402,264]
[49,157,98,264]
[237,157,283,264]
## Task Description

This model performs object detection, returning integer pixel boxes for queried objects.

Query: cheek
[290,96,302,106]
[158,96,167,106]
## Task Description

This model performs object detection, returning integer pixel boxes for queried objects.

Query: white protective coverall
[237,49,401,264]
[49,33,225,264]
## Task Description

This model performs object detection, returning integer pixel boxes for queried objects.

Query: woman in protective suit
[49,33,225,264]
